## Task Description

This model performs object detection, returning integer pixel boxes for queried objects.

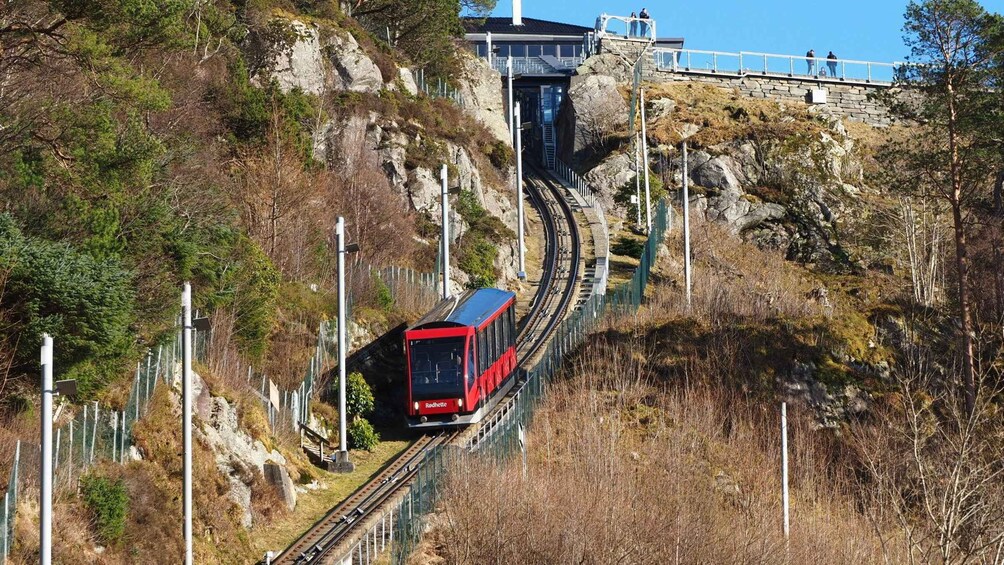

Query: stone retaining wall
[598,37,895,127]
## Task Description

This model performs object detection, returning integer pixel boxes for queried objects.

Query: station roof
[464,17,593,37]
[409,288,515,331]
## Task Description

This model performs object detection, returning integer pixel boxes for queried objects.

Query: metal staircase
[542,123,556,170]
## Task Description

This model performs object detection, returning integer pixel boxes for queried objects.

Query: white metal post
[334,217,354,472]
[440,165,451,299]
[182,283,193,565]
[515,102,526,280]
[683,142,692,308]
[640,89,652,232]
[507,56,515,141]
[781,402,790,542]
[486,31,493,67]
[635,133,642,226]
[40,334,53,565]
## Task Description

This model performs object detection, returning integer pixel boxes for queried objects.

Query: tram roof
[409,288,515,331]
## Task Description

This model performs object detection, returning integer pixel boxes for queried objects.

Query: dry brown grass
[645,214,826,326]
[428,342,897,564]
[642,82,827,149]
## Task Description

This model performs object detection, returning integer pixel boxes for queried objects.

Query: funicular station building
[464,4,683,168]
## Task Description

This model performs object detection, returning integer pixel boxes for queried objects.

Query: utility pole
[507,56,515,141]
[40,334,53,565]
[781,402,790,544]
[683,141,692,308]
[515,102,526,280]
[182,283,193,565]
[640,88,652,232]
[486,31,493,68]
[333,217,354,473]
[635,132,642,226]
[440,165,451,299]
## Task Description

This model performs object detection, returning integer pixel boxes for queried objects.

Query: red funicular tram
[405,288,518,428]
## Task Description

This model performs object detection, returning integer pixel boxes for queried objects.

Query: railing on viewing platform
[597,14,656,42]
[652,48,903,85]
[490,56,584,76]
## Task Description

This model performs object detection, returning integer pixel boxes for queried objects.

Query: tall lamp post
[441,165,451,300]
[514,102,526,280]
[682,141,692,308]
[182,283,193,565]
[507,56,515,141]
[40,335,53,565]
[640,88,652,232]
[635,132,642,226]
[333,216,359,473]
[39,336,76,565]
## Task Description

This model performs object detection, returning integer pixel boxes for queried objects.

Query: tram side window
[505,308,513,348]
[483,323,491,367]
[501,312,509,352]
[493,316,502,360]
[510,308,517,347]
[467,341,476,385]
[481,329,489,373]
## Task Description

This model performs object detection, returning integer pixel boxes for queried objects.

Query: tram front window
[410,337,465,400]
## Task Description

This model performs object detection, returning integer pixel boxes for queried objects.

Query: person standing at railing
[806,49,816,75]
[639,8,650,38]
[827,51,838,78]
[629,11,638,37]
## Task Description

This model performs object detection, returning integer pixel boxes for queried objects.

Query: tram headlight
[413,402,419,411]
[457,398,463,408]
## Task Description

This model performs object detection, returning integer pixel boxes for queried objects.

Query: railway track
[516,164,582,364]
[270,164,583,564]
[272,431,457,564]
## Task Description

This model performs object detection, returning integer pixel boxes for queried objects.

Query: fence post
[67,420,74,487]
[90,401,99,464]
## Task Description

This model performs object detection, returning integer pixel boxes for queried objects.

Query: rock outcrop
[556,74,629,167]
[265,20,326,95]
[324,30,384,93]
[184,372,292,528]
[250,18,384,95]
[456,54,511,144]
[575,53,634,83]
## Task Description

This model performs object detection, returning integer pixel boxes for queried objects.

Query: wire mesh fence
[1,441,20,563]
[331,199,671,565]
[0,329,189,564]
[415,68,466,107]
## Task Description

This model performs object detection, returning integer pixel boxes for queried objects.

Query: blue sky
[486,1,1004,63]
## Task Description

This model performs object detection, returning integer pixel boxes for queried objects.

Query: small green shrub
[348,418,380,451]
[459,235,498,289]
[373,273,394,310]
[80,474,129,545]
[612,236,645,259]
[346,372,375,418]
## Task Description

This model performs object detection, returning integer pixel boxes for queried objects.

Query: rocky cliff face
[253,17,518,291]
[562,65,870,269]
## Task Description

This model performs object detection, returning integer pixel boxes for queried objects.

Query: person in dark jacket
[806,49,816,75]
[629,11,638,37]
[639,8,650,38]
[827,51,838,78]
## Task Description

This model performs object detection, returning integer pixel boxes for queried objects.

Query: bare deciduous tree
[854,358,1004,565]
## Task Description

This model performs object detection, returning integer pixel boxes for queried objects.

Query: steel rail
[272,432,455,564]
